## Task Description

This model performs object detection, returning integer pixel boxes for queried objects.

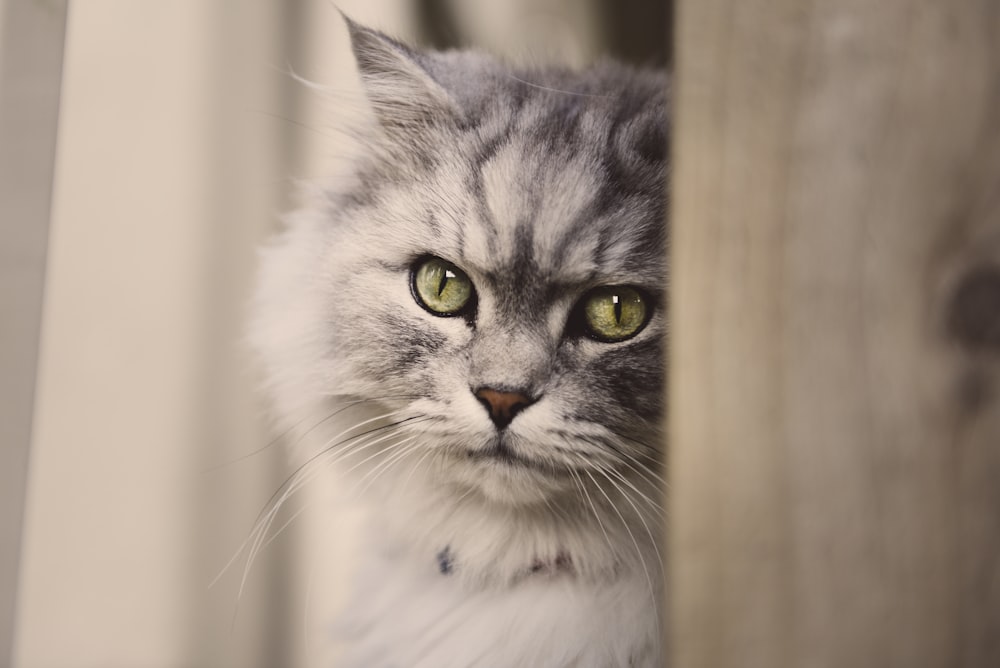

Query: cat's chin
[441,449,574,507]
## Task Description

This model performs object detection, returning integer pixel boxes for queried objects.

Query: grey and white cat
[251,18,668,667]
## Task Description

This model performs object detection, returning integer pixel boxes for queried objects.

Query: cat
[250,16,668,667]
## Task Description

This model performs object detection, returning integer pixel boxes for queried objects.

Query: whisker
[248,414,434,566]
[251,421,405,554]
[590,464,663,568]
[584,469,660,630]
[262,502,310,550]
[597,463,665,517]
[302,543,319,667]
[584,434,667,489]
[505,73,613,99]
[238,416,431,594]
[254,422,411,551]
[606,429,667,466]
[212,410,427,594]
[251,410,415,521]
[569,468,614,559]
[400,443,437,496]
[248,109,341,141]
[293,396,421,450]
[203,395,420,472]
[351,435,425,496]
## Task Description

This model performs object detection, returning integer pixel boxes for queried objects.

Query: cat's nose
[473,387,536,430]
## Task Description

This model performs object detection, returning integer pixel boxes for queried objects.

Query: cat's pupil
[439,270,455,297]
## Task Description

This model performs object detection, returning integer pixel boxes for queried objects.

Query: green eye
[412,257,474,316]
[582,286,649,342]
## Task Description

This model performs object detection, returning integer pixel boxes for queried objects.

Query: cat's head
[252,20,668,507]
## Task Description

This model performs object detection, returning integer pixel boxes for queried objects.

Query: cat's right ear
[343,16,460,141]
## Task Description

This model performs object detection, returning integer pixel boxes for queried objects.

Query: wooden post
[669,0,1000,666]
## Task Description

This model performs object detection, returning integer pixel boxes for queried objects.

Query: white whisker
[400,443,437,495]
[353,435,425,496]
[590,464,663,570]
[584,469,660,631]
[600,463,665,517]
[216,409,427,605]
[505,73,612,99]
[570,468,614,559]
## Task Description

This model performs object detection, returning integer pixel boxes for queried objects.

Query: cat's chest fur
[336,545,658,667]
[327,477,661,668]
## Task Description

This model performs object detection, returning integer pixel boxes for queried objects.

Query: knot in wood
[947,264,1000,352]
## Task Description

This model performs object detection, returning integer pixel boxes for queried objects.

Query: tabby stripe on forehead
[425,213,442,239]
[512,220,535,278]
[471,121,516,176]
[465,125,518,253]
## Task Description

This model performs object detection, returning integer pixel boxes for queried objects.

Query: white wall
[15,1,277,665]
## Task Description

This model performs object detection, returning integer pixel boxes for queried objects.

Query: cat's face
[254,22,667,506]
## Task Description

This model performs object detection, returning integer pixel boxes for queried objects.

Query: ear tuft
[342,15,459,136]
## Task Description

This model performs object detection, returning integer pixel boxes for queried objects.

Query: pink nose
[474,388,535,429]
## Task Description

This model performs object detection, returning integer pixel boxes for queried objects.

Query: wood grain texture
[669,0,1000,666]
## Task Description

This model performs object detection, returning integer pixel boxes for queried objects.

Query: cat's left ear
[343,16,461,139]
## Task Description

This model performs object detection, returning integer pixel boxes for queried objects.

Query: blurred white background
[0,1,667,665]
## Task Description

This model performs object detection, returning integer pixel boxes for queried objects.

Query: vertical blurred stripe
[0,0,68,665]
